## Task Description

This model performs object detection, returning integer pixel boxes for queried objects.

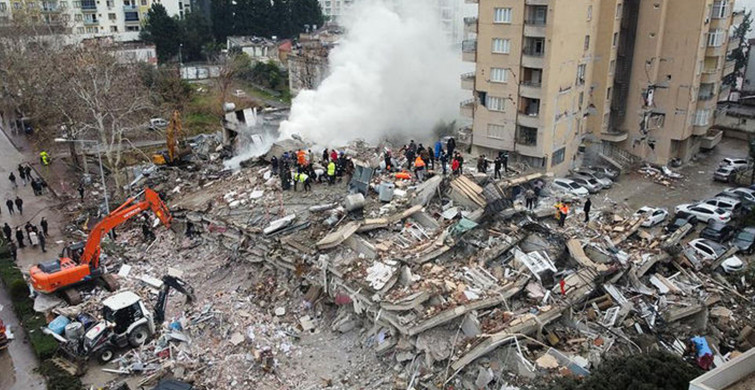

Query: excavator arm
[81,188,172,270]
[154,275,195,324]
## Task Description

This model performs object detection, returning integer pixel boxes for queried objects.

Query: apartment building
[464,0,743,174]
[463,0,600,174]
[318,0,353,22]
[608,0,741,165]
[0,0,189,36]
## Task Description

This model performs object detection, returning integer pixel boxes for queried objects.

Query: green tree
[544,351,702,390]
[210,0,235,43]
[290,0,324,34]
[179,12,213,62]
[140,4,181,63]
[234,0,272,37]
[724,11,752,87]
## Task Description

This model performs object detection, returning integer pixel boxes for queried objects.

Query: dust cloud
[278,0,464,147]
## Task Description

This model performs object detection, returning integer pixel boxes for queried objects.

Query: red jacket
[451,159,460,171]
[330,150,338,162]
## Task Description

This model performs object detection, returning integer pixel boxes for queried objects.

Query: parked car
[701,197,742,215]
[149,118,168,130]
[688,238,728,261]
[720,256,746,274]
[568,176,602,193]
[732,227,755,255]
[551,178,589,197]
[716,187,755,209]
[699,220,735,243]
[587,166,620,180]
[713,166,744,183]
[719,158,750,170]
[634,207,669,227]
[675,203,732,223]
[665,211,698,234]
[573,169,613,188]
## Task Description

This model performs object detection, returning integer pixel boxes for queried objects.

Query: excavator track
[60,288,82,305]
[101,274,119,292]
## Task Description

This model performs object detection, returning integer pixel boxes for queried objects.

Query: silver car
[568,176,602,193]
[573,169,612,188]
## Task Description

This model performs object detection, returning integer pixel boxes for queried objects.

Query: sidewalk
[2,127,77,198]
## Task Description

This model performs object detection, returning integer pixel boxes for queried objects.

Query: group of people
[388,137,468,180]
[8,163,48,196]
[476,152,509,179]
[270,148,355,192]
[552,197,592,227]
[4,218,49,260]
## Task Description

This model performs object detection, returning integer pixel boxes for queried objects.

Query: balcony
[123,4,138,11]
[462,40,476,63]
[461,72,474,90]
[524,22,546,38]
[718,84,731,102]
[81,0,96,11]
[124,11,139,22]
[706,44,726,58]
[460,99,474,118]
[700,129,723,150]
[463,17,477,34]
[41,3,60,12]
[525,0,549,5]
[728,37,741,52]
[522,48,545,68]
[701,68,720,83]
[83,18,99,25]
[520,81,542,98]
[723,60,736,76]
[732,11,745,26]
[692,123,710,136]
[697,97,717,110]
[599,130,629,143]
[518,112,542,128]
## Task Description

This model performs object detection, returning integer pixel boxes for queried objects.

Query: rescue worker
[451,156,460,175]
[494,155,503,179]
[2,223,11,242]
[583,198,592,223]
[327,160,336,185]
[440,151,448,175]
[559,203,569,227]
[294,172,311,192]
[414,155,426,181]
[524,188,536,209]
[15,227,25,248]
[40,151,50,166]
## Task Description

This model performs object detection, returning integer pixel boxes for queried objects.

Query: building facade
[464,0,743,174]
[318,0,353,23]
[0,0,188,36]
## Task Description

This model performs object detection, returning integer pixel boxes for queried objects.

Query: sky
[738,0,755,37]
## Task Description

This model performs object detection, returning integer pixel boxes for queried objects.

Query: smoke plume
[278,0,464,146]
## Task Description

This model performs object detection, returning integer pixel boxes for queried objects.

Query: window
[587,5,592,20]
[708,29,725,47]
[486,96,505,112]
[59,1,67,9]
[74,14,82,21]
[77,26,84,33]
[73,1,80,8]
[492,38,510,54]
[694,109,712,126]
[613,32,619,47]
[126,25,139,31]
[609,59,616,74]
[517,126,537,145]
[26,1,34,8]
[106,0,112,6]
[108,13,115,20]
[490,68,508,83]
[494,8,512,23]
[0,3,6,11]
[606,87,612,99]
[616,3,622,18]
[140,0,146,4]
[603,112,610,127]
[551,147,566,166]
[487,124,506,139]
[578,92,584,106]
[712,0,729,19]
[584,35,590,51]
[110,25,117,32]
[12,1,20,9]
[576,64,586,85]
[85,26,95,33]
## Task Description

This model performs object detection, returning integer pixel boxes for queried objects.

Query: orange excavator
[30,188,172,304]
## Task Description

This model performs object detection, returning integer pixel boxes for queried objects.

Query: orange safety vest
[414,156,425,168]
[297,150,306,166]
[561,205,569,215]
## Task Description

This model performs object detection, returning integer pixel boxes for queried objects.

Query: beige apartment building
[463,0,743,174]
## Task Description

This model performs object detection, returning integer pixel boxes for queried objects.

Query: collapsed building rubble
[37,139,755,390]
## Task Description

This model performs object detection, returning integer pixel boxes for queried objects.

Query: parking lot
[594,137,750,216]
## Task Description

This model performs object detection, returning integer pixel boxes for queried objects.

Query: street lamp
[54,138,109,213]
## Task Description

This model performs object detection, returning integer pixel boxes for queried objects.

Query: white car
[674,203,732,223]
[573,170,612,188]
[720,158,750,170]
[633,207,669,227]
[718,187,755,205]
[568,176,602,193]
[688,238,727,262]
[551,178,589,197]
[720,256,745,274]
[702,197,742,214]
[148,118,168,130]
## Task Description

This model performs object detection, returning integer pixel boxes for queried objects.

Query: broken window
[551,147,566,166]
[517,126,537,145]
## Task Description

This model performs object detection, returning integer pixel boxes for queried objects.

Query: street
[0,124,65,390]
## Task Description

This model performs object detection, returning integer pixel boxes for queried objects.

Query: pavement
[0,124,67,390]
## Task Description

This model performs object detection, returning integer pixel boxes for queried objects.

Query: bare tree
[212,52,252,115]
